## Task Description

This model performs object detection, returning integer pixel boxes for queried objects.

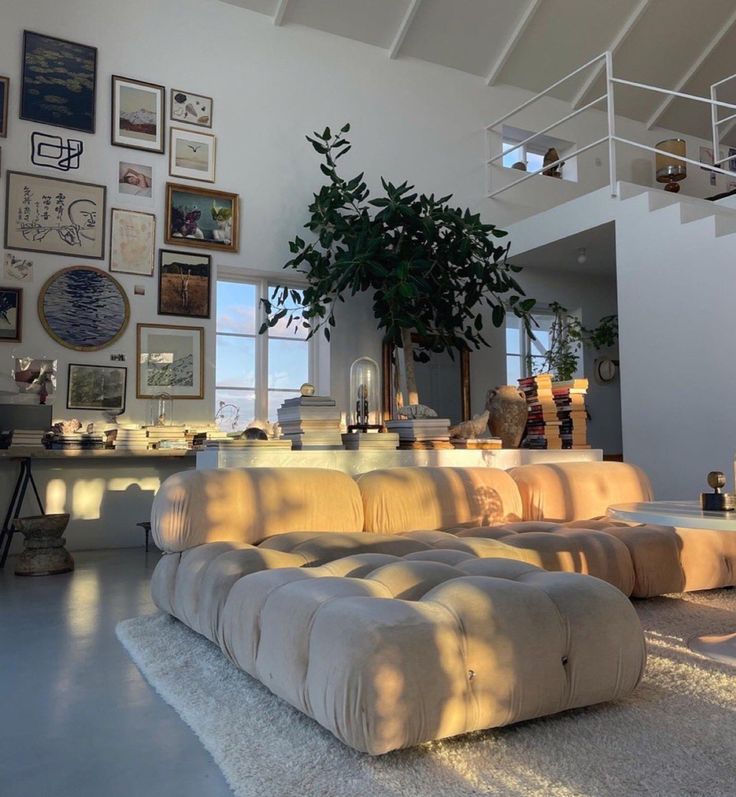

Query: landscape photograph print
[158,249,211,318]
[67,363,127,412]
[169,127,216,183]
[136,323,204,399]
[20,31,97,133]
[111,75,165,153]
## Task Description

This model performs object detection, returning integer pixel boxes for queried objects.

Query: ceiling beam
[646,7,736,129]
[273,0,290,26]
[388,0,422,59]
[571,0,650,110]
[485,0,542,86]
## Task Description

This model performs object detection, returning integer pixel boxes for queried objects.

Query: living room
[2,1,736,795]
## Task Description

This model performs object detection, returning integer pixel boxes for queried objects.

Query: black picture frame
[67,363,127,412]
[0,286,22,342]
[0,76,9,138]
[20,31,97,134]
[158,249,211,319]
[111,75,166,154]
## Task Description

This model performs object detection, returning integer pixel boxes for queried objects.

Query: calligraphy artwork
[31,132,84,171]
[4,171,106,259]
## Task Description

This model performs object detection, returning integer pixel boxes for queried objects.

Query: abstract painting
[0,76,8,137]
[3,254,33,282]
[158,249,211,318]
[112,76,165,153]
[169,128,216,183]
[118,161,153,198]
[38,266,129,351]
[5,171,106,259]
[136,323,204,399]
[0,287,22,342]
[165,183,239,253]
[170,89,212,128]
[20,31,97,134]
[67,363,127,412]
[30,131,84,171]
[109,208,156,276]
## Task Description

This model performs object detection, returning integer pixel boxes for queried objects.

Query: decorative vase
[486,385,528,448]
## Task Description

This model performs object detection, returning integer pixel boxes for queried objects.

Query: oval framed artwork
[38,266,130,351]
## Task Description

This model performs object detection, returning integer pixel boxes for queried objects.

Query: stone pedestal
[13,514,74,576]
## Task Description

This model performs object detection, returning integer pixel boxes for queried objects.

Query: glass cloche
[348,357,382,431]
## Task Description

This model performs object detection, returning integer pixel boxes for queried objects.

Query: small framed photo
[165,182,239,252]
[118,160,153,198]
[158,249,211,318]
[0,76,8,137]
[67,363,127,412]
[136,323,204,399]
[169,127,216,183]
[0,287,22,341]
[170,89,212,128]
[111,76,165,154]
[110,208,156,276]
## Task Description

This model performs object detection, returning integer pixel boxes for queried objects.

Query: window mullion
[255,279,269,422]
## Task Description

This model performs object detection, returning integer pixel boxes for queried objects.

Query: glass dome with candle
[348,357,382,432]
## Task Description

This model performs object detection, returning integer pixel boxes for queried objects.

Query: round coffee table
[608,500,736,665]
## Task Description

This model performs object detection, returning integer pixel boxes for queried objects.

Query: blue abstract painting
[21,31,97,134]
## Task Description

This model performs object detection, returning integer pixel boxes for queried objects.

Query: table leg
[0,458,45,568]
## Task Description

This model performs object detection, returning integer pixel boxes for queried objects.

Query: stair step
[616,182,649,201]
[715,215,736,237]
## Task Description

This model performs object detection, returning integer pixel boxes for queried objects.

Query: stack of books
[277,395,343,450]
[204,437,292,449]
[552,378,590,449]
[9,429,46,449]
[145,425,188,448]
[114,427,152,451]
[388,418,452,450]
[49,433,104,451]
[519,373,562,449]
[451,437,503,450]
[341,432,399,450]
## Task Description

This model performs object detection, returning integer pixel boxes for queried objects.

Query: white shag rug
[117,591,736,797]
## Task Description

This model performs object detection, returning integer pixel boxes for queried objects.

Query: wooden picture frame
[111,75,165,154]
[136,322,204,399]
[170,88,213,128]
[109,208,156,276]
[0,286,22,342]
[21,31,97,134]
[158,249,211,318]
[165,182,239,252]
[169,127,216,183]
[0,76,8,138]
[67,363,127,412]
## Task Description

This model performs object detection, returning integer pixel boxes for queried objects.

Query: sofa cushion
[357,467,523,534]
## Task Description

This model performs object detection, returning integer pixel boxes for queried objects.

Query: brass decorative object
[701,471,736,511]
[655,139,687,193]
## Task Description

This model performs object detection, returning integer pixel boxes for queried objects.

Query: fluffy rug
[117,591,736,797]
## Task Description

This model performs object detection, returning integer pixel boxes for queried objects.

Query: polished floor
[0,549,232,797]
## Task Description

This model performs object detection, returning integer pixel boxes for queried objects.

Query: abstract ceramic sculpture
[13,513,74,576]
[486,386,528,448]
[449,410,490,439]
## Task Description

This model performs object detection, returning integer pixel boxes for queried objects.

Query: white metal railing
[485,52,736,200]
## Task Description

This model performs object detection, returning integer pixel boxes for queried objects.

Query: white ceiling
[220,0,736,143]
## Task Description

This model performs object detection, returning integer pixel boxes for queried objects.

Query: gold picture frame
[165,182,239,253]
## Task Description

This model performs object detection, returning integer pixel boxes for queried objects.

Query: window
[501,125,577,181]
[505,309,560,383]
[215,275,314,430]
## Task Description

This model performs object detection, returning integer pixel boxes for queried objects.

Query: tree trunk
[400,328,419,406]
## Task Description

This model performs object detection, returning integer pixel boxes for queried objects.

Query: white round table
[608,500,736,665]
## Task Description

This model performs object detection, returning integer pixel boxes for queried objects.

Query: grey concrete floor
[0,549,232,797]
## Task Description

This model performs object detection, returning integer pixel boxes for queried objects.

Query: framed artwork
[67,363,127,412]
[117,160,153,198]
[170,89,212,128]
[110,208,156,276]
[21,31,97,134]
[158,249,211,318]
[111,76,165,154]
[136,323,204,399]
[169,127,216,183]
[38,266,129,351]
[165,183,239,252]
[0,76,8,137]
[3,254,33,282]
[5,171,106,259]
[0,287,22,342]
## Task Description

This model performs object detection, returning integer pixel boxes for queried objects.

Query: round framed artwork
[38,266,130,351]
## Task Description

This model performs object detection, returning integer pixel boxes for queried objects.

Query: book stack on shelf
[9,429,46,449]
[389,418,453,450]
[114,427,152,451]
[519,373,562,449]
[203,437,293,449]
[145,425,189,449]
[451,437,503,450]
[341,431,399,451]
[552,378,590,449]
[277,395,343,450]
[49,432,104,451]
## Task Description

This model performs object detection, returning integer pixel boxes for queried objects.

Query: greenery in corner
[530,301,619,382]
[260,124,535,406]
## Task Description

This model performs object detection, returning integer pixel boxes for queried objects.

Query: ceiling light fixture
[576,247,587,265]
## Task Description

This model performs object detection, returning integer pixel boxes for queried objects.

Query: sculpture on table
[449,409,490,440]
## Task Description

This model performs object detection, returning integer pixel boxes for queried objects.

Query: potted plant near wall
[260,124,536,420]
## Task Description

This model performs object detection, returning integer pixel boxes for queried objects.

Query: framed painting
[0,76,8,137]
[5,171,106,259]
[0,287,22,342]
[169,127,216,183]
[109,208,156,276]
[38,266,129,351]
[67,363,127,412]
[170,89,212,128]
[158,249,211,318]
[165,183,239,252]
[21,31,97,134]
[136,323,204,399]
[111,76,165,154]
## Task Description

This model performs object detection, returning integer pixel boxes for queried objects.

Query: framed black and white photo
[169,127,216,183]
[136,323,204,399]
[111,76,165,154]
[170,89,212,128]
[0,287,22,342]
[67,363,127,412]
